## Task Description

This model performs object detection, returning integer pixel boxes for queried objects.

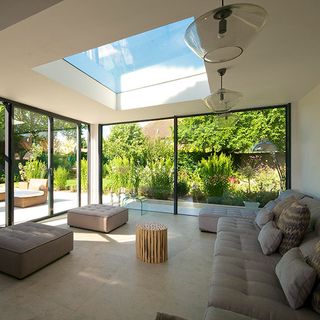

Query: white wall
[291,83,320,197]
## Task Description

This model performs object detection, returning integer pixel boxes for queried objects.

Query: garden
[102,107,286,209]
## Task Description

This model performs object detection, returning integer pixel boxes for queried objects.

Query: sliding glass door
[53,119,78,213]
[102,119,174,213]
[177,108,287,215]
[13,107,49,223]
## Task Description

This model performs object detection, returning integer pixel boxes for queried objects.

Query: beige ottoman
[67,204,128,233]
[0,222,73,279]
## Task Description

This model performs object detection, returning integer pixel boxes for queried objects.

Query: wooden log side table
[136,223,168,263]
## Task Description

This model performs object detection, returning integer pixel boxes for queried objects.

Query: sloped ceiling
[0,0,320,124]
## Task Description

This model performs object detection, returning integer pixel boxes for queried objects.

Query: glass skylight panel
[64,17,205,93]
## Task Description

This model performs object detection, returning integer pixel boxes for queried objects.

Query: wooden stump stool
[136,223,168,263]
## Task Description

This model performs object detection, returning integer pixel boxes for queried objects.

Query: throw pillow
[258,221,283,255]
[272,195,296,226]
[255,208,274,228]
[306,240,320,314]
[307,240,320,275]
[277,201,310,255]
[275,247,317,309]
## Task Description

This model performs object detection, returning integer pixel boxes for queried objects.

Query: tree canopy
[178,108,286,154]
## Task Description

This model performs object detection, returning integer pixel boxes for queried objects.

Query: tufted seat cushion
[208,216,320,320]
[67,204,128,233]
[0,222,73,279]
[217,216,259,235]
[199,206,257,233]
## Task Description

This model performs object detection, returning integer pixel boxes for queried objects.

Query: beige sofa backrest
[28,179,48,191]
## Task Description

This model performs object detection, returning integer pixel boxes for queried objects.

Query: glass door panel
[13,107,49,223]
[53,119,78,213]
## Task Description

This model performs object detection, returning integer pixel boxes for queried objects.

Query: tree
[177,108,286,154]
[103,123,147,166]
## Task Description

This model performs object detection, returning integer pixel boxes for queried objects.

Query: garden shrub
[66,179,77,192]
[198,153,233,197]
[19,160,47,182]
[54,166,69,190]
[81,158,88,192]
[177,180,189,198]
[140,158,173,200]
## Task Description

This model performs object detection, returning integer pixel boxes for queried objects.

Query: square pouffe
[0,222,73,279]
[67,204,128,233]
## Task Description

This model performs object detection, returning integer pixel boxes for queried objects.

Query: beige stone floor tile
[0,210,215,320]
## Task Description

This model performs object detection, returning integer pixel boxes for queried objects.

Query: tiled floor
[0,210,215,320]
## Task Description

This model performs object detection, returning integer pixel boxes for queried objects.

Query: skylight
[64,17,205,93]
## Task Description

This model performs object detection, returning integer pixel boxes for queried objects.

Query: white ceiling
[0,0,320,124]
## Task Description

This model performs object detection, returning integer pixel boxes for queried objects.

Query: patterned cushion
[277,201,310,255]
[272,196,296,226]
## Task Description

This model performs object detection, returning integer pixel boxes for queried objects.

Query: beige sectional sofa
[203,190,320,320]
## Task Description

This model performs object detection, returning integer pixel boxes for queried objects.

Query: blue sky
[64,17,205,93]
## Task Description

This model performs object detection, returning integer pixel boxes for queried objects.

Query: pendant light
[185,1,267,63]
[204,68,242,113]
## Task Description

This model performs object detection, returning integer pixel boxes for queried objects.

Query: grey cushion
[199,206,256,233]
[258,221,283,255]
[0,222,73,279]
[276,247,317,309]
[217,217,259,235]
[255,207,274,228]
[278,190,306,201]
[68,204,128,233]
[300,197,320,235]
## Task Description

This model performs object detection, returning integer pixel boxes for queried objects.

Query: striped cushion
[277,201,310,255]
[272,196,296,226]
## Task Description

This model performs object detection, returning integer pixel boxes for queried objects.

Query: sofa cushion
[258,221,283,255]
[307,240,320,275]
[255,207,274,229]
[277,201,310,255]
[300,197,320,235]
[203,307,259,320]
[276,247,317,309]
[217,217,259,235]
[278,190,306,201]
[300,232,320,259]
[272,195,296,225]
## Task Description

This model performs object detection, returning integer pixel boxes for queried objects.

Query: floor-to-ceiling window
[53,119,78,213]
[13,107,49,223]
[0,98,90,226]
[102,119,174,213]
[100,106,289,215]
[177,107,287,215]
[81,124,89,206]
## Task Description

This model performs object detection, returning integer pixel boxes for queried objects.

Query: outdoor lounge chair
[14,178,48,208]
